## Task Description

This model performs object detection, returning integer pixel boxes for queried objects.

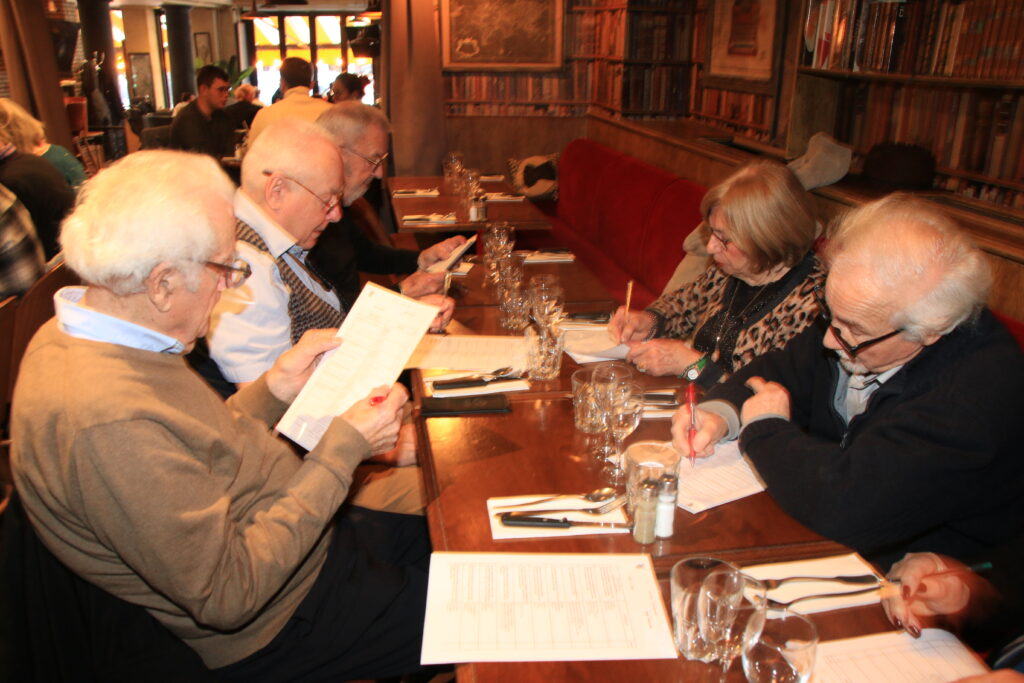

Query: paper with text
[421,552,677,664]
[276,283,438,451]
[406,334,527,372]
[677,441,766,512]
[743,553,883,614]
[813,629,987,682]
[427,234,477,273]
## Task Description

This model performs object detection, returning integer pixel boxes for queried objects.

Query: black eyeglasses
[262,170,342,213]
[344,147,389,170]
[205,258,252,288]
[813,285,902,356]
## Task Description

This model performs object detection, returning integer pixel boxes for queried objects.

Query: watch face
[686,367,699,381]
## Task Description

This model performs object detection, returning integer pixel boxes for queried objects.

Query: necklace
[706,279,774,362]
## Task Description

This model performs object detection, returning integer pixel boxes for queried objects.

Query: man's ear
[145,262,180,313]
[264,173,287,211]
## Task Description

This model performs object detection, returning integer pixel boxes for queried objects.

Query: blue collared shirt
[55,286,186,354]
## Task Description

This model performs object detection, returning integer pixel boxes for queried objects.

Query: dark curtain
[0,0,74,149]
[381,0,447,176]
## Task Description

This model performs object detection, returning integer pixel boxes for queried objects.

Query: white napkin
[487,495,630,540]
[524,251,575,263]
[643,407,677,419]
[480,174,505,182]
[564,328,629,363]
[393,188,440,198]
[429,379,531,398]
[483,192,525,202]
[403,212,456,225]
[742,553,885,614]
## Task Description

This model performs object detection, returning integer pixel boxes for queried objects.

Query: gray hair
[240,118,340,193]
[316,101,391,148]
[61,151,235,295]
[825,193,991,341]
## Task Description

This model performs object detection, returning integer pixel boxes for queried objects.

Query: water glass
[483,222,515,282]
[670,556,739,662]
[525,325,565,381]
[571,368,604,434]
[530,283,564,329]
[624,440,680,514]
[742,608,818,683]
[698,567,766,683]
[442,151,464,192]
[495,251,525,290]
[498,285,530,331]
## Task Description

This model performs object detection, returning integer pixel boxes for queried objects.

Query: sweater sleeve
[348,219,419,275]
[68,413,368,630]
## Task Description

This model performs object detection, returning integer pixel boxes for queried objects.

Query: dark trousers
[215,506,431,683]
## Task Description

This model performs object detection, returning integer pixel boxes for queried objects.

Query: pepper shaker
[632,478,659,544]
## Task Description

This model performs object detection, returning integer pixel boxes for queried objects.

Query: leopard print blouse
[646,252,825,381]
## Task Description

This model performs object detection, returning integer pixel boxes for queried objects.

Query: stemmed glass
[604,381,643,480]
[530,283,564,329]
[742,607,818,683]
[483,222,515,283]
[698,567,767,683]
[590,362,636,468]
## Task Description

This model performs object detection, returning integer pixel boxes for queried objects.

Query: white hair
[61,150,235,295]
[825,193,991,341]
[316,101,391,148]
[240,118,341,193]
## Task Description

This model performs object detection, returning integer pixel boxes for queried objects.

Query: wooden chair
[8,264,80,408]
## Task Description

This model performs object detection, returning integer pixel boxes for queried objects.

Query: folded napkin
[676,441,766,513]
[483,192,525,202]
[429,378,531,398]
[480,174,505,182]
[524,250,575,263]
[487,495,630,540]
[742,553,885,614]
[643,406,678,419]
[403,213,457,225]
[393,188,440,197]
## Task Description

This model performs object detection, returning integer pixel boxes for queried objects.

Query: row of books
[571,0,691,8]
[804,0,1024,79]
[836,84,1024,181]
[692,86,774,139]
[937,175,1024,208]
[444,103,585,117]
[566,7,627,57]
[626,10,693,61]
[444,72,580,104]
[589,61,689,112]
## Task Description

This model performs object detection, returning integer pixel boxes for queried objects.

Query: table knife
[498,513,631,529]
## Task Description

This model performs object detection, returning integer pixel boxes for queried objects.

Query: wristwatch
[684,355,708,382]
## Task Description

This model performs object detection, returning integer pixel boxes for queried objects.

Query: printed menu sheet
[814,629,987,682]
[421,552,677,664]
[276,283,438,450]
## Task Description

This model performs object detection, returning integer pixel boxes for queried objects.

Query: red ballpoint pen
[686,383,697,467]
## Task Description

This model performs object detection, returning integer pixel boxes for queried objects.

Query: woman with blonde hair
[609,160,825,387]
[0,98,86,189]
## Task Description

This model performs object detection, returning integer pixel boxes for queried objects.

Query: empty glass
[525,325,565,381]
[498,284,530,331]
[495,251,525,291]
[742,607,818,683]
[698,567,767,683]
[605,382,643,480]
[590,362,634,460]
[483,222,515,282]
[442,151,464,192]
[571,368,604,434]
[671,556,740,662]
[530,283,564,330]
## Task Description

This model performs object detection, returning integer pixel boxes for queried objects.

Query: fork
[765,585,882,609]
[760,573,881,590]
[498,497,626,519]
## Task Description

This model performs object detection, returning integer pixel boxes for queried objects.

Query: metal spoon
[495,486,619,510]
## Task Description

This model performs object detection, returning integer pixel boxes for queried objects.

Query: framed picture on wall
[702,0,784,94]
[193,32,212,65]
[127,53,155,104]
[440,0,563,71]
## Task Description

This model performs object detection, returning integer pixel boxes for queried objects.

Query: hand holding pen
[883,553,994,637]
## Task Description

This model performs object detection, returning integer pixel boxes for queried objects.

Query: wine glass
[742,607,818,683]
[530,283,564,329]
[483,222,515,282]
[598,380,642,480]
[698,567,766,683]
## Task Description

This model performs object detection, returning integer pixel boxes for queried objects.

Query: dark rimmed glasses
[205,258,252,288]
[262,170,342,214]
[813,285,902,356]
[344,147,390,171]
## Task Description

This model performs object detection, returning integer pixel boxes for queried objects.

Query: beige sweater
[11,320,369,668]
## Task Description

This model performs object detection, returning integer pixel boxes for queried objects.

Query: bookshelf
[789,0,1024,209]
[442,0,695,119]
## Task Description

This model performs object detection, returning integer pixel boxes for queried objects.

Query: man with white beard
[671,193,1024,567]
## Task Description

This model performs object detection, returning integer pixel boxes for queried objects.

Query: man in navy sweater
[673,193,1024,567]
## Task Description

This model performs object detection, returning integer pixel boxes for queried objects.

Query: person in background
[673,193,1024,567]
[169,66,235,159]
[0,98,87,190]
[0,183,45,298]
[171,92,195,117]
[884,538,1023,679]
[609,160,824,388]
[11,149,430,680]
[329,73,368,103]
[224,83,262,130]
[248,58,330,142]
[0,105,75,260]
[311,102,465,304]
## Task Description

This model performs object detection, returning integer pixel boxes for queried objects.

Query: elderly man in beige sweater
[10,150,431,681]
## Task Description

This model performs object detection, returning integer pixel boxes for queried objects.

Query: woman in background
[0,98,87,190]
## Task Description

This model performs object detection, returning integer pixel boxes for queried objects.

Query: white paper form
[421,552,677,664]
[427,234,477,273]
[405,334,528,372]
[813,629,987,682]
[742,553,884,614]
[677,441,766,512]
[563,328,629,363]
[276,283,438,451]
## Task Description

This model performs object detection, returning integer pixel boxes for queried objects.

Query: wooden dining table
[387,176,553,235]
[410,257,906,681]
